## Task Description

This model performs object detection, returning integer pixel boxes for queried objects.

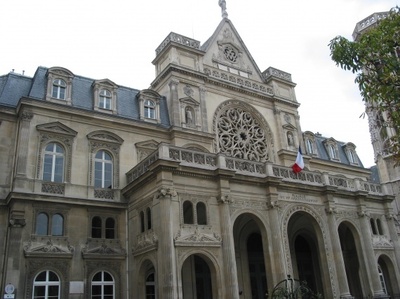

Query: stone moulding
[174,229,222,247]
[24,237,74,258]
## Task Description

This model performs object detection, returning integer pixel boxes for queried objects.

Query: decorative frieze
[174,228,222,247]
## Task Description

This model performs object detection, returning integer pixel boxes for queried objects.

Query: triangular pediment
[36,122,78,137]
[282,123,297,131]
[179,97,199,106]
[201,19,264,83]
[92,79,118,89]
[87,130,124,144]
[135,140,159,150]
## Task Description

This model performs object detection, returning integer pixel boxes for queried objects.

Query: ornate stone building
[0,7,399,299]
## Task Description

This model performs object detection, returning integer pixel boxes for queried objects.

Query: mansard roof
[0,67,170,127]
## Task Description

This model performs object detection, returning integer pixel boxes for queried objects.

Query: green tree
[329,7,400,165]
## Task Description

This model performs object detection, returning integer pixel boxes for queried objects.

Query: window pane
[105,218,115,239]
[43,154,53,181]
[183,201,193,224]
[197,202,207,225]
[92,285,101,295]
[36,271,47,281]
[92,217,102,238]
[140,211,145,233]
[104,285,114,294]
[48,285,59,296]
[93,272,102,281]
[52,214,64,236]
[36,213,49,235]
[146,208,152,230]
[103,271,113,281]
[33,285,46,297]
[48,271,59,281]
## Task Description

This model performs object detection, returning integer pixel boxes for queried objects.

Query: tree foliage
[329,7,400,165]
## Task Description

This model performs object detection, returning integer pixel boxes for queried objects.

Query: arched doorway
[338,222,363,298]
[233,213,269,299]
[288,211,325,296]
[181,254,213,299]
[378,255,399,298]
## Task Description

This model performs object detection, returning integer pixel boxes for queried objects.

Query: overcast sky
[1,0,398,168]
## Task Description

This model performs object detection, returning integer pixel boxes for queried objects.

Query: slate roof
[0,67,170,127]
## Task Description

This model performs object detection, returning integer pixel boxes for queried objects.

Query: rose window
[217,107,269,161]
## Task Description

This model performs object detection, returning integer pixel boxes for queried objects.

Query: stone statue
[219,0,228,18]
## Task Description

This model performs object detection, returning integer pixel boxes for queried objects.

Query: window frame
[137,89,161,124]
[43,142,65,183]
[182,200,208,226]
[94,150,113,189]
[46,67,73,105]
[52,79,66,100]
[90,215,117,239]
[91,271,115,299]
[32,270,61,299]
[99,89,112,110]
[35,212,65,237]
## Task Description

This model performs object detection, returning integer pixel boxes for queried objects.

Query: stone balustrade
[126,144,386,196]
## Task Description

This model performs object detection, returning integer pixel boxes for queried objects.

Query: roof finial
[219,0,228,19]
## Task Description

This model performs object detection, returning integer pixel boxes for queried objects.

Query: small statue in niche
[287,131,294,146]
[185,107,193,126]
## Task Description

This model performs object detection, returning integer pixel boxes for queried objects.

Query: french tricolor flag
[292,147,304,173]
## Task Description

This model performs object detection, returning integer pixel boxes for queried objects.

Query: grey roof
[311,133,364,168]
[0,66,170,127]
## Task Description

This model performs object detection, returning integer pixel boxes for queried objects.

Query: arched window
[105,218,115,239]
[328,144,337,159]
[43,143,65,183]
[91,271,115,299]
[145,272,156,299]
[36,213,49,235]
[370,218,377,235]
[146,207,152,230]
[376,218,384,235]
[99,90,112,110]
[32,270,60,299]
[183,201,194,224]
[51,214,64,236]
[306,139,313,155]
[94,150,113,189]
[52,79,66,100]
[196,202,207,225]
[92,216,102,238]
[140,211,145,233]
[144,100,155,119]
[378,265,388,294]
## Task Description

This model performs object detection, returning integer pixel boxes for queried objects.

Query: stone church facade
[0,10,399,299]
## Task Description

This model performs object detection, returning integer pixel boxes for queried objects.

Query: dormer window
[306,139,314,155]
[52,79,66,100]
[137,89,161,124]
[144,100,156,119]
[99,89,112,110]
[343,143,359,165]
[46,67,74,105]
[92,79,118,114]
[324,138,339,161]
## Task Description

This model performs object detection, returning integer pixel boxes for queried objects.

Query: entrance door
[182,255,213,299]
[247,233,267,299]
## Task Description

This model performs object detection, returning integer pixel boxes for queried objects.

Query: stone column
[324,205,353,298]
[265,183,287,288]
[358,205,388,298]
[16,111,33,176]
[199,86,208,132]
[157,187,178,299]
[218,194,240,299]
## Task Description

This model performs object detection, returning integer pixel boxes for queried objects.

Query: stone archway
[287,211,326,297]
[181,254,215,299]
[233,213,270,299]
[378,254,400,298]
[338,222,364,298]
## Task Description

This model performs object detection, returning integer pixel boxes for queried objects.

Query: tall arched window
[370,218,377,235]
[145,272,156,299]
[92,216,102,238]
[183,201,194,224]
[36,213,49,235]
[51,214,64,236]
[105,218,115,239]
[52,79,66,100]
[376,218,384,235]
[140,211,145,233]
[99,90,112,110]
[43,143,65,183]
[91,271,115,299]
[306,139,314,155]
[196,202,207,225]
[146,208,152,230]
[32,270,60,299]
[94,150,113,189]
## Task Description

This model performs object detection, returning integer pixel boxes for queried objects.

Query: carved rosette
[213,100,274,162]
